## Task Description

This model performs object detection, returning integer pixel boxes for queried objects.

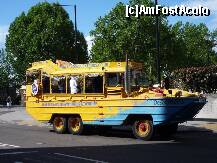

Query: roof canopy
[26,60,143,75]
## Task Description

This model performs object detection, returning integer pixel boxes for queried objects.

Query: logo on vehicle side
[31,83,38,96]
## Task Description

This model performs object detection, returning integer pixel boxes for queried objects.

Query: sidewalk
[180,120,217,133]
[0,107,48,127]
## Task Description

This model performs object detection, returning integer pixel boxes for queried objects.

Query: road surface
[0,108,217,163]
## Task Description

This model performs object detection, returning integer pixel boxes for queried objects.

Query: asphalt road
[0,121,217,163]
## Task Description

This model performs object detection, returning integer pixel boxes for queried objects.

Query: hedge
[171,65,217,93]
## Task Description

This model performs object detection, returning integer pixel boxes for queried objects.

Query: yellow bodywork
[26,60,198,125]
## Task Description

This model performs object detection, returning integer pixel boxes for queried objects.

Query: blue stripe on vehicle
[83,98,205,126]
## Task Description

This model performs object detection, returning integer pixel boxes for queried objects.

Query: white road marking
[7,144,20,148]
[0,151,38,156]
[0,142,20,148]
[36,142,45,145]
[0,144,8,147]
[54,153,108,163]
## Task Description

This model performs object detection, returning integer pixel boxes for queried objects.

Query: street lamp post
[74,5,78,62]
[155,0,161,84]
[56,4,78,62]
[74,5,77,45]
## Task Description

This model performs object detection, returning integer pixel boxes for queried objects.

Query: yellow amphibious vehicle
[26,60,206,140]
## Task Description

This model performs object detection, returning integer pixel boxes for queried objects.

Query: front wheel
[132,119,154,141]
[68,116,83,135]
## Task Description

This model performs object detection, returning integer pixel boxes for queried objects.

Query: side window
[85,74,103,93]
[106,73,124,87]
[67,75,83,94]
[51,76,66,93]
[42,74,50,93]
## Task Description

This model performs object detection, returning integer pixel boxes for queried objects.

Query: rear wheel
[132,119,154,141]
[53,116,67,134]
[68,116,83,135]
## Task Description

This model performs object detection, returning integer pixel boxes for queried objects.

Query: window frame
[66,74,85,94]
[50,75,67,94]
[105,72,124,88]
[41,73,105,96]
[83,73,105,95]
[41,73,51,94]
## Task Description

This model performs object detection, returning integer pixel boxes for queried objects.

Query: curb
[0,119,51,128]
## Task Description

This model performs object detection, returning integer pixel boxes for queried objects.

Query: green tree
[171,22,217,67]
[0,49,10,89]
[90,0,186,79]
[6,2,88,85]
[90,0,217,80]
[90,0,156,62]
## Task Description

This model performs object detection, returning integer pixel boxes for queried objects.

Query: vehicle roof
[26,60,143,75]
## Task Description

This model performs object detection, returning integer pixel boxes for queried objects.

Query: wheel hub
[137,121,149,136]
[55,118,64,129]
[139,123,146,131]
[71,119,80,131]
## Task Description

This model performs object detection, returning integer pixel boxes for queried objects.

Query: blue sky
[0,0,217,50]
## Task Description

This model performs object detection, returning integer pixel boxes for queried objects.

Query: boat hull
[83,97,206,126]
[26,96,206,126]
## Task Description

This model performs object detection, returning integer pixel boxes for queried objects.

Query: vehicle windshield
[130,70,149,87]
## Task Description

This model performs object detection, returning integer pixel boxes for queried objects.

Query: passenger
[58,79,65,93]
[42,76,50,93]
[85,78,93,93]
[76,77,82,93]
[34,79,39,85]
[70,76,78,94]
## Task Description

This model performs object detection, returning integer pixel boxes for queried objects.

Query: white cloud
[0,25,9,48]
[182,0,217,12]
[85,35,94,54]
[177,0,217,29]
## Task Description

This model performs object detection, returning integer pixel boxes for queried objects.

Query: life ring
[31,83,39,96]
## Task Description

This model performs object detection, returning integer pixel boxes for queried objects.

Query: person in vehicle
[58,78,65,93]
[42,76,50,93]
[70,76,78,94]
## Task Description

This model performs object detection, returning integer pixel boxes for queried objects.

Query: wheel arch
[49,113,81,124]
[123,114,153,126]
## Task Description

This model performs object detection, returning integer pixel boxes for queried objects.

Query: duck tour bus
[25,60,206,140]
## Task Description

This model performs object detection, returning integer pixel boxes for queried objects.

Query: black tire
[53,116,67,134]
[157,123,178,138]
[132,119,154,141]
[68,116,83,135]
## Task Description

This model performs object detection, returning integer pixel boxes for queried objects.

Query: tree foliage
[90,0,158,78]
[171,22,217,67]
[0,49,19,89]
[90,0,217,81]
[0,49,9,89]
[6,2,88,85]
